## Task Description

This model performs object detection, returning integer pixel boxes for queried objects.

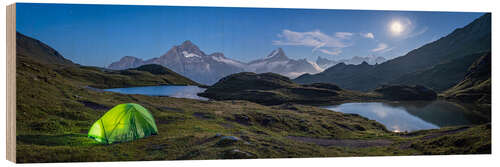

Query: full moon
[390,21,404,35]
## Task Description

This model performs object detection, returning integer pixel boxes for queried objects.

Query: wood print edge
[6,3,17,163]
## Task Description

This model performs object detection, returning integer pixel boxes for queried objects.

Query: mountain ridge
[316,55,387,69]
[294,13,491,91]
[109,44,322,84]
[16,31,76,66]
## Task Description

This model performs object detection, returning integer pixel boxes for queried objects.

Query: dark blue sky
[16,3,485,67]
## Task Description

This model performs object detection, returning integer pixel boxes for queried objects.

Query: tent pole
[101,119,109,144]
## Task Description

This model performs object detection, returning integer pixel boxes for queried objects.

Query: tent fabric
[88,103,158,144]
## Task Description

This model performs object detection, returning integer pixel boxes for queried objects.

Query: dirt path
[396,126,471,149]
[288,127,471,148]
[401,126,470,139]
[287,136,393,148]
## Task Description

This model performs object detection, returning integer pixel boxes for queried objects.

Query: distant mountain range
[294,13,491,92]
[109,43,322,84]
[245,48,322,79]
[316,55,387,69]
[109,40,246,85]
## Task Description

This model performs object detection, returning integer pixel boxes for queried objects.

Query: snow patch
[247,60,289,72]
[211,55,245,68]
[182,51,200,58]
[306,60,324,72]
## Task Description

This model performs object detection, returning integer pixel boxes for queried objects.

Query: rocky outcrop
[199,72,377,105]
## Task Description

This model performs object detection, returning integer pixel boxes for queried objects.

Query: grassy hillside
[16,32,76,66]
[391,52,487,92]
[442,52,491,106]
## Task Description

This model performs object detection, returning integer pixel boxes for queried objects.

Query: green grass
[15,56,491,163]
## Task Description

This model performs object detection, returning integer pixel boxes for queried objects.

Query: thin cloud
[371,43,388,52]
[381,47,395,53]
[361,32,375,39]
[406,26,428,39]
[319,49,342,55]
[273,29,351,54]
[335,32,354,39]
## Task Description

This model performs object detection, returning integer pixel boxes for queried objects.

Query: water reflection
[104,86,208,100]
[323,101,489,132]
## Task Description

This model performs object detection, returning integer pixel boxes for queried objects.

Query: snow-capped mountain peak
[265,48,287,60]
[267,49,280,58]
[246,48,321,79]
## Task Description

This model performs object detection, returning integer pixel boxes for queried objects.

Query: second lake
[322,101,490,132]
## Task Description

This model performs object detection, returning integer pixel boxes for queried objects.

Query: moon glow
[390,21,404,35]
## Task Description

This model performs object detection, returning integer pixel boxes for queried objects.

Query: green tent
[88,103,158,144]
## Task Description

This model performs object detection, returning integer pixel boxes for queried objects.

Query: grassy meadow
[15,56,491,163]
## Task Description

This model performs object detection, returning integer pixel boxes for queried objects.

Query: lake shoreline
[85,84,490,135]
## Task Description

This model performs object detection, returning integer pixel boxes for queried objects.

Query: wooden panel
[6,3,16,163]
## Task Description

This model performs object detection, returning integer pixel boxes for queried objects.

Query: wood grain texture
[6,3,17,163]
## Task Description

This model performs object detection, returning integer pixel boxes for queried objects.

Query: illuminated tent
[88,103,158,144]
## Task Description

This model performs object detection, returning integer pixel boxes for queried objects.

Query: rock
[215,136,242,147]
[233,114,252,126]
